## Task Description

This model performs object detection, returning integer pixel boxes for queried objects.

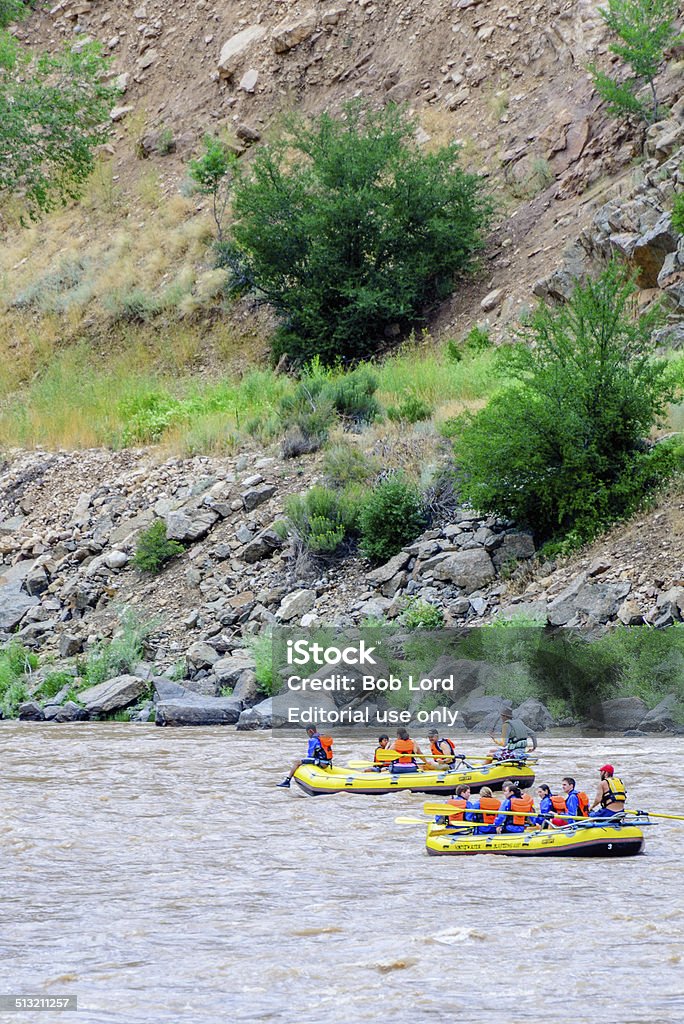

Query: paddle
[624,809,684,821]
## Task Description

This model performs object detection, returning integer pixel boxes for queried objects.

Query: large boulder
[589,696,649,732]
[217,26,267,78]
[237,690,337,730]
[153,677,194,701]
[232,669,260,706]
[637,693,679,733]
[18,700,45,721]
[165,508,218,543]
[155,695,243,726]
[513,697,553,732]
[276,589,316,622]
[271,10,317,53]
[213,652,256,685]
[43,701,88,723]
[458,694,508,731]
[241,529,282,564]
[429,549,496,593]
[0,582,39,632]
[78,674,149,716]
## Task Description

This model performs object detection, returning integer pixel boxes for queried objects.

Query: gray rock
[616,599,644,626]
[367,551,412,586]
[241,529,282,564]
[276,589,316,622]
[237,690,337,730]
[242,484,276,511]
[18,700,45,721]
[24,566,49,596]
[590,696,649,732]
[458,693,508,730]
[155,695,243,726]
[104,549,129,570]
[632,212,679,287]
[213,652,256,685]
[43,701,88,723]
[430,549,496,593]
[78,674,149,716]
[548,580,630,626]
[492,532,536,570]
[59,633,83,658]
[186,641,220,670]
[165,509,219,543]
[217,26,267,77]
[271,10,317,52]
[513,697,553,732]
[424,657,492,702]
[153,677,193,701]
[0,582,39,631]
[232,669,260,706]
[637,693,679,733]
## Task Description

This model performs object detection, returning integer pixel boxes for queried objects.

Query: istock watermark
[266,625,680,737]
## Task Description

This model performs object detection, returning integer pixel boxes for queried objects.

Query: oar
[624,809,684,821]
[423,802,587,822]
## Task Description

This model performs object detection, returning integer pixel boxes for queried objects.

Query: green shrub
[81,608,154,686]
[589,0,682,123]
[323,442,378,487]
[387,393,433,424]
[0,641,36,717]
[673,191,684,235]
[453,262,677,546]
[247,632,276,696]
[278,362,381,454]
[105,288,161,323]
[37,671,73,700]
[400,598,445,631]
[285,485,361,555]
[359,475,427,562]
[445,338,463,363]
[324,367,381,424]
[133,520,184,573]
[463,325,492,353]
[229,101,492,364]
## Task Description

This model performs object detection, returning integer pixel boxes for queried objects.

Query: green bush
[81,609,154,687]
[37,671,73,700]
[324,367,381,424]
[453,262,677,546]
[133,520,185,573]
[673,191,684,235]
[463,325,492,353]
[278,362,381,455]
[247,632,276,696]
[285,485,361,555]
[387,392,433,424]
[228,101,492,364]
[323,442,378,487]
[589,0,682,123]
[359,475,427,563]
[0,641,37,717]
[400,598,445,631]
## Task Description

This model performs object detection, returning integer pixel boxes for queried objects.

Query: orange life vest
[394,738,417,764]
[550,794,567,814]
[577,791,590,816]
[447,796,467,824]
[318,735,333,761]
[477,795,501,825]
[511,794,535,826]
[430,738,456,760]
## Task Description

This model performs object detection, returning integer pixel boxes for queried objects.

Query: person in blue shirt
[494,782,529,834]
[535,784,554,826]
[561,776,580,818]
[467,785,500,834]
[276,727,332,788]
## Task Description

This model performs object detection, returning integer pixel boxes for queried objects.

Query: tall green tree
[188,134,235,243]
[590,0,683,123]
[453,262,679,547]
[227,102,492,364]
[0,19,113,220]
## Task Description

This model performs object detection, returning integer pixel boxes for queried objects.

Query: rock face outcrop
[217,26,266,78]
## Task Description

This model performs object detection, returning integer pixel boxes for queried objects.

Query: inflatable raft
[293,759,536,797]
[425,816,648,857]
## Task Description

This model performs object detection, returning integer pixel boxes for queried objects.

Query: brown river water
[2,725,684,1024]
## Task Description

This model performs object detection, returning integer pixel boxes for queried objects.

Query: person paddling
[494,782,534,834]
[388,726,424,773]
[427,728,464,768]
[589,764,627,818]
[468,785,501,835]
[364,734,390,773]
[489,705,537,760]
[276,726,333,788]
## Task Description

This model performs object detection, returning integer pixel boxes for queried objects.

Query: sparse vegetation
[188,133,235,243]
[0,641,37,717]
[133,520,185,573]
[285,485,361,555]
[590,0,683,123]
[387,392,433,424]
[400,598,445,631]
[323,442,379,488]
[673,191,684,234]
[79,609,155,686]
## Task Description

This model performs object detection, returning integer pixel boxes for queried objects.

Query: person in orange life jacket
[388,726,424,773]
[468,785,501,835]
[589,764,627,818]
[444,784,477,825]
[364,734,390,773]
[494,782,534,833]
[426,728,465,768]
[276,727,333,788]
[561,776,581,818]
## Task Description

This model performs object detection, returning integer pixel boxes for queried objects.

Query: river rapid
[2,725,683,1024]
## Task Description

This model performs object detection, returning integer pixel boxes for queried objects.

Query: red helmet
[599,764,614,775]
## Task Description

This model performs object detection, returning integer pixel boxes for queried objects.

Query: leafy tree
[227,102,492,364]
[188,134,235,242]
[453,261,679,547]
[0,35,113,219]
[590,0,683,123]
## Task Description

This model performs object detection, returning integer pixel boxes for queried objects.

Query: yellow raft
[293,759,536,797]
[425,817,647,857]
